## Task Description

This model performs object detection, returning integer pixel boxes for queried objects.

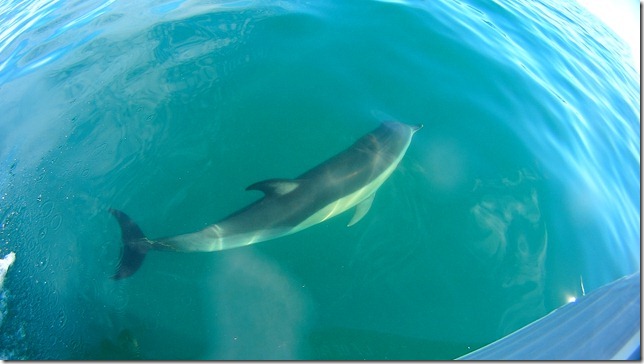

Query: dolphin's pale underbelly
[295,147,405,230]
[154,225,292,252]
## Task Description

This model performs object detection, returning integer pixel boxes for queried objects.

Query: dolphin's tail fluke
[109,208,151,280]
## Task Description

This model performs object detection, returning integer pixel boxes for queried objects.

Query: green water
[0,0,639,360]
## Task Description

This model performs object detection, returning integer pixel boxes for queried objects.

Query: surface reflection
[469,169,548,336]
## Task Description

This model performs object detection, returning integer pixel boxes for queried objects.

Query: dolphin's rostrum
[110,121,422,279]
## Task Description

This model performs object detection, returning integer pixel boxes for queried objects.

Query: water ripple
[0,0,109,82]
[0,0,639,360]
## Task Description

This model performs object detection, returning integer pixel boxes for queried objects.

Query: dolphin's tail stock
[109,208,151,280]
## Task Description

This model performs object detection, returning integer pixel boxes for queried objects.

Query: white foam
[0,252,15,290]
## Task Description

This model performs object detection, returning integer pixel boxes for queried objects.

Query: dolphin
[109,121,422,279]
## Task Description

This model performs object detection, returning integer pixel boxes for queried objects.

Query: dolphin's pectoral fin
[347,193,376,227]
[109,209,151,280]
[246,178,302,197]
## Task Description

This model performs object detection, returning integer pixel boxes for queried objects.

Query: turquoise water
[0,0,639,359]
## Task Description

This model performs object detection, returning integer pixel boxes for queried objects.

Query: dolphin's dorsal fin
[347,193,375,227]
[246,178,301,196]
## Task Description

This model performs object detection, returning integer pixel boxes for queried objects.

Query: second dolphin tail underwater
[109,208,151,280]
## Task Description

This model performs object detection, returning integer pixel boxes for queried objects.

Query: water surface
[0,0,639,359]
